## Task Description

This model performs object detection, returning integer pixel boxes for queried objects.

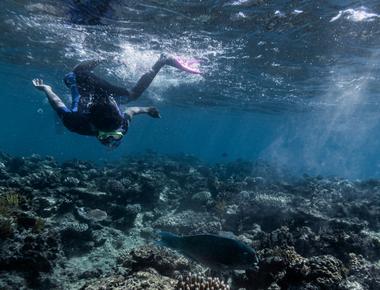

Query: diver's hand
[147,107,161,118]
[32,79,52,91]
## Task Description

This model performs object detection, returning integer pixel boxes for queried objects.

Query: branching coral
[175,273,230,290]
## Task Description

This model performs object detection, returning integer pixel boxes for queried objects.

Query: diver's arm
[32,79,69,114]
[124,106,161,119]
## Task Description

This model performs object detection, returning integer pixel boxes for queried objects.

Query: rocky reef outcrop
[0,152,379,289]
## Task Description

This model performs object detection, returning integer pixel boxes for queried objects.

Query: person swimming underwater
[32,54,200,148]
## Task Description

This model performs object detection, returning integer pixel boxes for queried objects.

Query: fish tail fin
[157,231,180,249]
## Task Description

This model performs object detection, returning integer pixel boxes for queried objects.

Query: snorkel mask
[98,130,124,148]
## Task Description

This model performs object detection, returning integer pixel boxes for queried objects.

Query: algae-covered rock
[191,190,213,207]
[81,269,176,290]
[118,244,191,276]
[245,247,346,289]
[153,210,222,234]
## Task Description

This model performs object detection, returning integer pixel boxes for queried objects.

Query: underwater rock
[6,157,26,173]
[118,244,191,277]
[60,222,95,256]
[306,255,346,288]
[109,203,141,230]
[81,269,176,290]
[33,195,62,217]
[104,179,125,195]
[15,211,42,230]
[176,273,230,290]
[0,272,25,290]
[0,231,61,288]
[24,170,60,190]
[70,187,109,204]
[341,253,380,289]
[154,210,222,234]
[62,176,81,187]
[0,168,10,181]
[135,173,165,206]
[245,246,346,289]
[191,190,213,207]
[0,215,14,239]
[61,221,90,234]
[76,207,108,223]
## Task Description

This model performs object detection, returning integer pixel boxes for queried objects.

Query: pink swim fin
[171,57,201,74]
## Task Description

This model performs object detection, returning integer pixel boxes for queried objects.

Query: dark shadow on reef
[0,152,379,289]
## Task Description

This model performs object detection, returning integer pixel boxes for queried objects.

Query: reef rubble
[0,152,379,289]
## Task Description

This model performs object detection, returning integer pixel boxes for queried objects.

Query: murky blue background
[1,0,380,178]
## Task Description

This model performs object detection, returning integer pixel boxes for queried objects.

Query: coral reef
[118,244,191,276]
[0,152,379,289]
[175,273,230,290]
[81,269,176,290]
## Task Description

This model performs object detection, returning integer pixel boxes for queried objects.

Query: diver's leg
[128,53,200,101]
[72,59,130,100]
[72,57,157,103]
[128,55,169,101]
[75,70,130,102]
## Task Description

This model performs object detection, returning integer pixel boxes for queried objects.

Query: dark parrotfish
[158,231,258,270]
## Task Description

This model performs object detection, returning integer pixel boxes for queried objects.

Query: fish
[157,231,258,270]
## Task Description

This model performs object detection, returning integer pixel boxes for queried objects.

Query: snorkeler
[32,54,200,148]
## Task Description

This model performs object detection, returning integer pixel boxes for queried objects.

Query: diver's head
[97,130,124,149]
[90,99,125,149]
[89,99,123,132]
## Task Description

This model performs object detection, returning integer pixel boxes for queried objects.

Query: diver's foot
[147,107,161,118]
[159,53,201,74]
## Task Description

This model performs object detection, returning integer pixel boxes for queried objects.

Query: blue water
[1,0,380,178]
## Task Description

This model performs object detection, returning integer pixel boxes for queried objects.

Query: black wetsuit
[55,57,165,136]
[58,60,130,136]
